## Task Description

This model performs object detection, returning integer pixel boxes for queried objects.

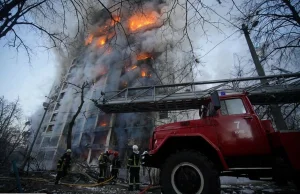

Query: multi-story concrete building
[30,2,195,170]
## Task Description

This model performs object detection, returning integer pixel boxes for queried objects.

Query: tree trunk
[66,83,86,149]
[282,0,300,25]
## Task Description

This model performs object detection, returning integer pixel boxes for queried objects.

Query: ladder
[94,73,300,113]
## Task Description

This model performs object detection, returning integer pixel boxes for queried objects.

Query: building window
[51,113,57,122]
[41,137,51,147]
[47,125,54,132]
[220,98,246,115]
[62,83,68,90]
[59,93,65,100]
[44,151,55,160]
[55,103,60,110]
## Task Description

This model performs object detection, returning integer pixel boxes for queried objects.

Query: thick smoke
[30,0,201,167]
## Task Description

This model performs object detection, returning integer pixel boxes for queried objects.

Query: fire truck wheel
[161,150,220,194]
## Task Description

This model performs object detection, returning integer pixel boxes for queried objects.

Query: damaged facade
[30,0,194,170]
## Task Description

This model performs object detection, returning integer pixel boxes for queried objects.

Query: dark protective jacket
[98,153,109,165]
[57,153,71,171]
[111,156,121,169]
[127,152,140,168]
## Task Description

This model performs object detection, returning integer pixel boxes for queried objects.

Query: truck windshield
[220,98,246,115]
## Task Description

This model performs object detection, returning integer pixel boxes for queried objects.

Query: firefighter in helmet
[55,149,72,184]
[98,150,110,182]
[127,145,141,191]
[111,151,121,184]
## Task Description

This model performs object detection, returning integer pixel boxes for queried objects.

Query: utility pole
[20,102,49,170]
[242,24,288,131]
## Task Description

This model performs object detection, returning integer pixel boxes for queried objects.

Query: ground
[0,172,299,194]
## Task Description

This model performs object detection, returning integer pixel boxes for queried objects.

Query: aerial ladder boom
[94,73,300,113]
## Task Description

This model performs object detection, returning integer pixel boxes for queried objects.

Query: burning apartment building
[30,0,195,170]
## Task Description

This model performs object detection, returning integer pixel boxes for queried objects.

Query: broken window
[55,103,60,110]
[92,131,108,148]
[47,125,54,132]
[51,113,57,122]
[80,133,92,148]
[62,83,68,90]
[74,118,83,133]
[53,123,63,133]
[84,115,97,131]
[220,98,246,115]
[59,92,65,100]
[72,133,81,146]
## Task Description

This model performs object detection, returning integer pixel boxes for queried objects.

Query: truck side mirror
[210,91,221,111]
[208,103,216,116]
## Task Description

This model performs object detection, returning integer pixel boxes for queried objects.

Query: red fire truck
[94,73,300,194]
[141,91,300,194]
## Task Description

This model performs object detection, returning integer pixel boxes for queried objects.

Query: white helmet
[66,149,72,153]
[132,145,138,151]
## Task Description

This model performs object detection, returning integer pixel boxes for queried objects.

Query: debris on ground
[0,172,298,194]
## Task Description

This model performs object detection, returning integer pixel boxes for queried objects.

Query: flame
[129,12,158,32]
[137,53,152,60]
[85,34,94,45]
[97,36,106,47]
[112,16,120,24]
[100,123,107,127]
[131,65,138,70]
[141,71,147,77]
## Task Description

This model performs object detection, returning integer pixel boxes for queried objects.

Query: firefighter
[127,145,141,191]
[55,149,72,184]
[111,151,120,184]
[98,150,110,182]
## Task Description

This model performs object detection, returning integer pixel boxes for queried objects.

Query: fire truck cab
[142,91,300,194]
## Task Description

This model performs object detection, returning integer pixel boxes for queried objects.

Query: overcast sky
[0,1,249,118]
[0,32,56,117]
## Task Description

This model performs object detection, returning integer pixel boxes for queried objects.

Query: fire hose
[60,176,114,187]
[0,176,114,187]
[138,184,152,194]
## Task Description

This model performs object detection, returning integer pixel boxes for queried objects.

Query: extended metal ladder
[94,73,300,113]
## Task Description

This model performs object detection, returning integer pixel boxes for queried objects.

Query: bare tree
[232,0,300,70]
[65,81,89,149]
[0,96,29,171]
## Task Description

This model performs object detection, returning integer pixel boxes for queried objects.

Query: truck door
[215,97,271,158]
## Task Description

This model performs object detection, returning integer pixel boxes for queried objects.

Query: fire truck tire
[273,157,288,186]
[161,150,220,194]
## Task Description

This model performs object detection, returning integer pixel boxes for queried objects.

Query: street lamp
[241,22,289,131]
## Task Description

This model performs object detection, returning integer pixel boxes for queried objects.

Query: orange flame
[129,12,158,32]
[97,36,106,47]
[112,16,121,24]
[100,123,107,127]
[137,53,152,60]
[141,71,147,77]
[85,34,94,45]
[131,65,138,70]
